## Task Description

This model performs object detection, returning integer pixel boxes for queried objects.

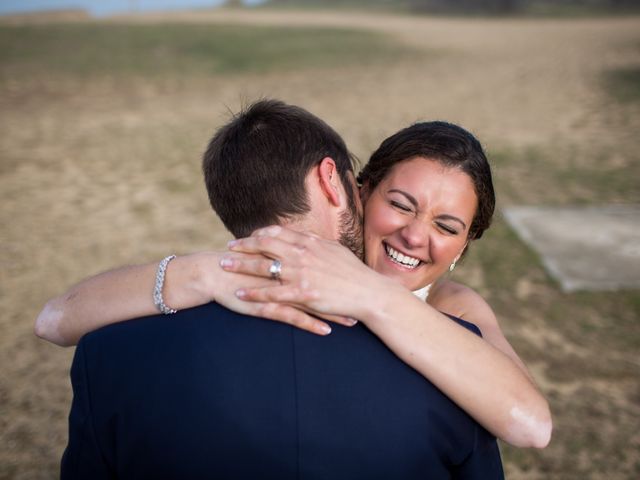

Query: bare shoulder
[429,280,498,331]
[431,281,532,377]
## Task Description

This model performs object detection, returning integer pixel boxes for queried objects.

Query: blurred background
[1,1,639,478]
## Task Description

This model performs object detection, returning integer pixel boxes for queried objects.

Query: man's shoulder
[82,302,214,336]
[80,302,273,350]
[75,301,297,391]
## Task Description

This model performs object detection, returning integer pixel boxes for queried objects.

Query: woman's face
[362,157,478,291]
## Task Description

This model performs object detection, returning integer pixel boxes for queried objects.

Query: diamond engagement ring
[269,259,282,281]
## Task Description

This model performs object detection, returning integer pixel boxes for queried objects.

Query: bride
[36,110,551,449]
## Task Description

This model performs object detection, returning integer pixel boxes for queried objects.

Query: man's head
[203,99,363,257]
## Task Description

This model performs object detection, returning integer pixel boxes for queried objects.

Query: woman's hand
[210,250,355,336]
[222,225,395,323]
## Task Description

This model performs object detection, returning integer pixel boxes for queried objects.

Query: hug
[36,99,551,478]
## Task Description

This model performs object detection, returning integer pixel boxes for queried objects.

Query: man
[61,100,503,479]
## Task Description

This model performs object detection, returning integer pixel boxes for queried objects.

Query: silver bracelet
[153,255,177,314]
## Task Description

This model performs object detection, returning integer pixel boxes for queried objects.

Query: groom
[61,100,503,479]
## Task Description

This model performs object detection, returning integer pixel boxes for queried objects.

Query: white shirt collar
[412,284,432,302]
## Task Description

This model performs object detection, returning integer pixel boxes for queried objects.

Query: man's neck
[280,217,330,241]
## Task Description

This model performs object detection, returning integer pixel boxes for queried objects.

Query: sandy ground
[1,8,639,479]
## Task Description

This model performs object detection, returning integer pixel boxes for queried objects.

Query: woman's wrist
[163,253,220,310]
[194,252,223,304]
[356,274,407,326]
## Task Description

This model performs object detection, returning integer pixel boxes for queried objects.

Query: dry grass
[1,8,639,479]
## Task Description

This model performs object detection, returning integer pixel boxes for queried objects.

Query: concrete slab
[503,205,640,292]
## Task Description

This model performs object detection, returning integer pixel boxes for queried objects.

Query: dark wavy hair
[358,121,495,242]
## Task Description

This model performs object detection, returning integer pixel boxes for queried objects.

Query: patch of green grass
[521,2,640,17]
[550,289,640,356]
[258,0,411,12]
[490,146,640,205]
[260,0,640,17]
[604,67,640,103]
[0,22,417,80]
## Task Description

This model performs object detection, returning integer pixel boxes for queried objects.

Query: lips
[384,242,423,269]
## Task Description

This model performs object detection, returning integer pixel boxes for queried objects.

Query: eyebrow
[388,189,419,208]
[388,189,468,230]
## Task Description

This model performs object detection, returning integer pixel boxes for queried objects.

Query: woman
[36,121,552,448]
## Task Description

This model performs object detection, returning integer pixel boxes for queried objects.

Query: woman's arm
[363,284,552,449]
[35,252,348,347]
[225,226,552,449]
[35,253,219,346]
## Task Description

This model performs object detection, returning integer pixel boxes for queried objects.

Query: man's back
[62,302,503,479]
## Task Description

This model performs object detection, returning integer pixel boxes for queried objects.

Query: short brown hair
[203,99,356,238]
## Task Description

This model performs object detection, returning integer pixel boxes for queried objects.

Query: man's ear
[317,157,341,207]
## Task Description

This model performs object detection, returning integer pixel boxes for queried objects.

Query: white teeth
[385,244,421,268]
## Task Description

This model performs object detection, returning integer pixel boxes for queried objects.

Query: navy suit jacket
[62,302,503,479]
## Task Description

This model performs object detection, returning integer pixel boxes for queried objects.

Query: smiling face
[362,156,478,291]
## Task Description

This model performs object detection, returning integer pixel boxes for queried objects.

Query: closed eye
[436,222,459,235]
[390,201,412,212]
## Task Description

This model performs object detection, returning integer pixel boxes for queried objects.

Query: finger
[284,306,357,328]
[315,313,358,328]
[219,251,268,262]
[229,226,322,258]
[220,255,284,280]
[252,225,320,243]
[236,285,314,305]
[236,287,356,328]
[249,302,332,336]
[227,235,296,259]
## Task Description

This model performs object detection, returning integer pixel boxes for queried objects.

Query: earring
[450,245,466,273]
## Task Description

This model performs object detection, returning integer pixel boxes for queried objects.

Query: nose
[400,218,430,250]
